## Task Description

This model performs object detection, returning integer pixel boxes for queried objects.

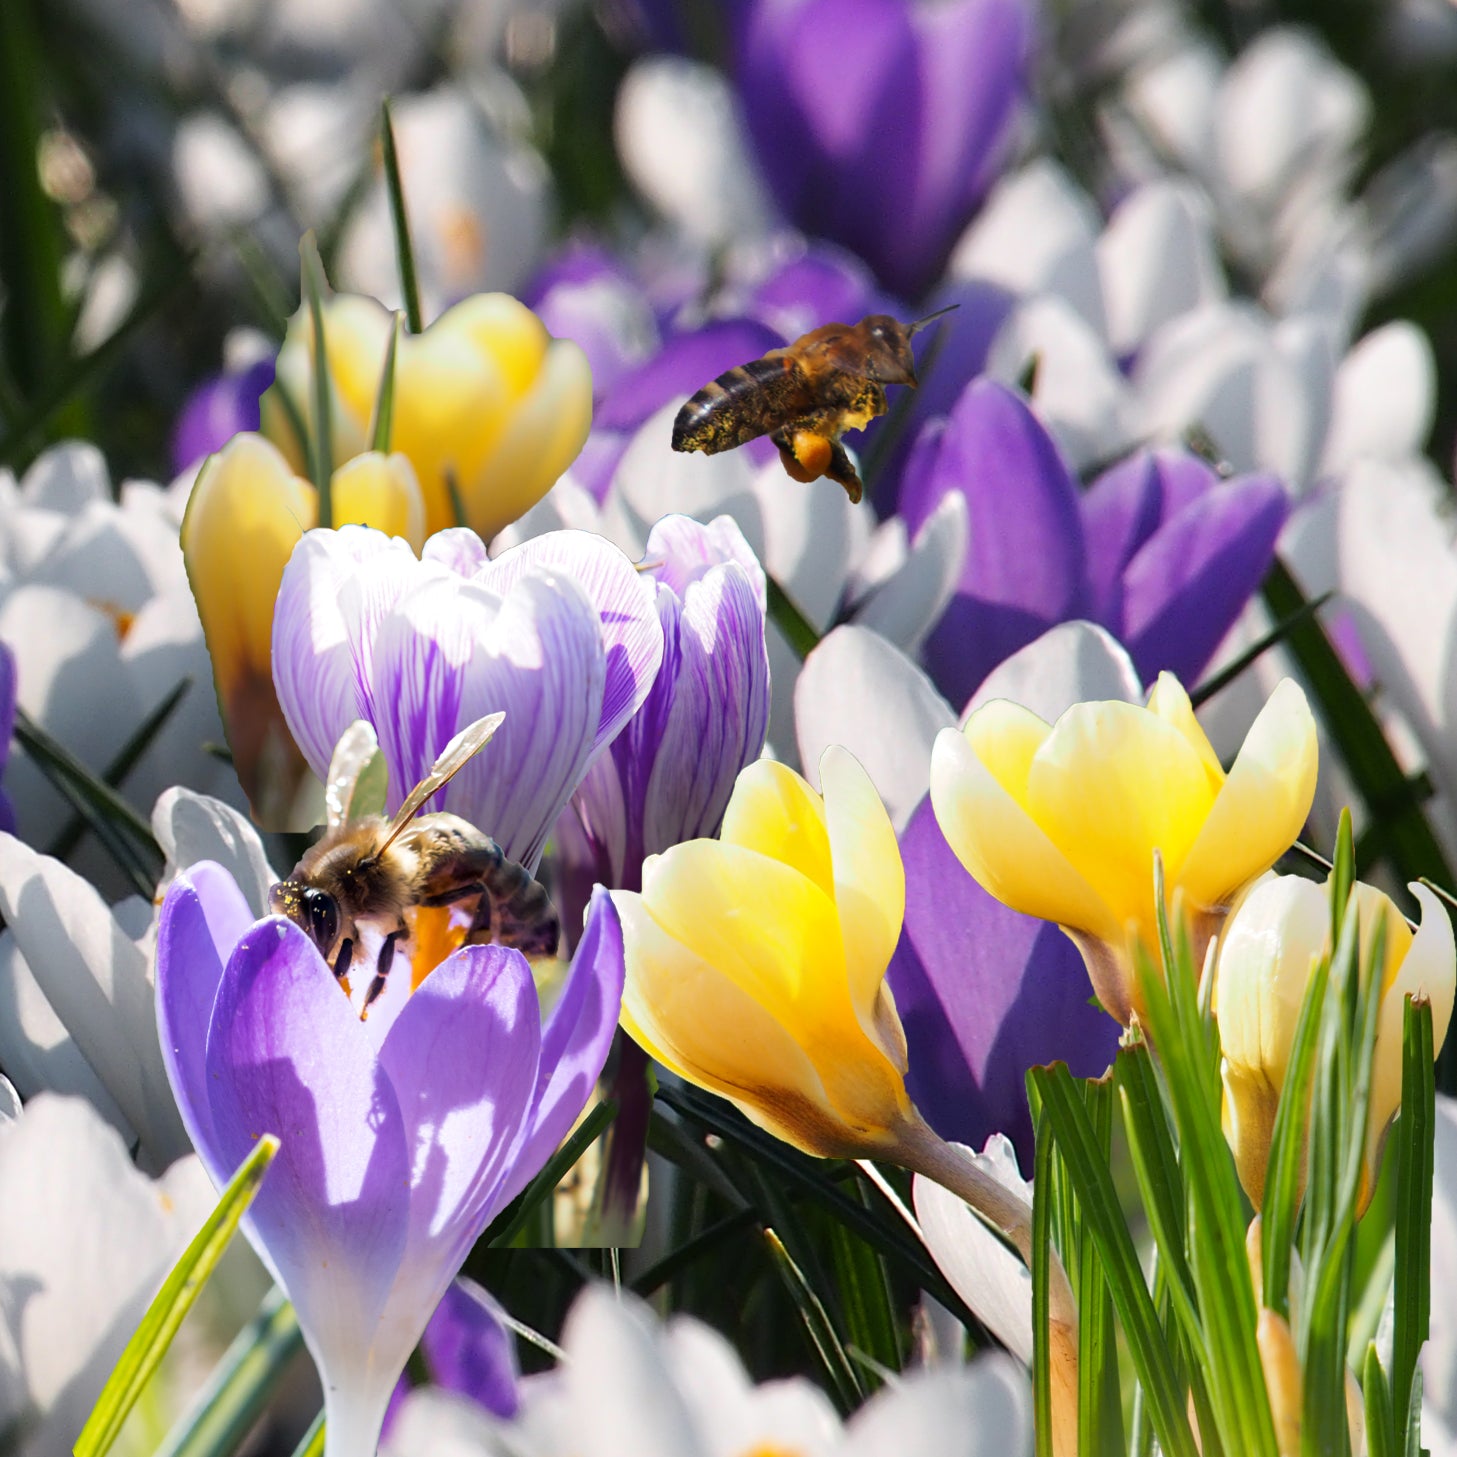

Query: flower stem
[892,1113,1079,1457]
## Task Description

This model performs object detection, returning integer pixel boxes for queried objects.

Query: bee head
[861,315,918,387]
[269,879,342,957]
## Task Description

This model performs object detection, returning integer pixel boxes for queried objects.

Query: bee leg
[332,936,354,982]
[823,439,864,504]
[359,926,404,1020]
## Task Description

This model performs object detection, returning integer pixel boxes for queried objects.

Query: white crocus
[1426,1095,1457,1451]
[0,1094,260,1457]
[0,443,243,897]
[383,1286,1032,1457]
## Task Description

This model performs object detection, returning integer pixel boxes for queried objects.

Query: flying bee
[671,306,957,504]
[268,713,560,1018]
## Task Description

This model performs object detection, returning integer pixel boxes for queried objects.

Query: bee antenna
[905,304,959,338]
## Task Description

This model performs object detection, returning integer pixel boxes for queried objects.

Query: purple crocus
[155,864,624,1457]
[271,525,664,872]
[899,379,1290,707]
[0,642,16,834]
[170,359,275,474]
[557,513,770,904]
[733,0,1035,299]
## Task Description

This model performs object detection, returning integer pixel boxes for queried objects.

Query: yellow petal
[1146,671,1224,786]
[719,759,834,900]
[180,433,315,702]
[1024,699,1218,937]
[961,698,1052,805]
[446,292,550,398]
[929,723,1118,946]
[818,745,905,1052]
[462,337,593,541]
[313,293,393,427]
[331,452,426,551]
[1179,679,1318,914]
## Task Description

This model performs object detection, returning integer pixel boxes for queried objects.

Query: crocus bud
[930,672,1318,1026]
[181,433,425,825]
[261,289,592,541]
[614,748,916,1157]
[1216,875,1455,1208]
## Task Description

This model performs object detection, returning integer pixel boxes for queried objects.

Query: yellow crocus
[1216,873,1454,1208]
[260,289,592,541]
[614,747,916,1157]
[930,673,1318,1026]
[181,432,425,825]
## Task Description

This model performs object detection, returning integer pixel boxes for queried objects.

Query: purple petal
[481,530,664,765]
[490,887,625,1212]
[735,0,1031,297]
[887,797,1120,1170]
[273,527,430,780]
[378,945,541,1284]
[1081,449,1223,620]
[205,917,410,1349]
[422,529,490,578]
[420,1278,520,1419]
[743,242,900,342]
[171,360,275,474]
[1119,472,1289,685]
[906,381,1090,704]
[155,862,258,1182]
[368,572,604,870]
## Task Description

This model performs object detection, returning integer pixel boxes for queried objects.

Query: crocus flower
[384,1284,1033,1456]
[0,641,15,834]
[155,865,625,1457]
[732,0,1034,299]
[1215,873,1455,1207]
[261,287,592,540]
[931,673,1318,1026]
[181,433,425,825]
[557,513,769,901]
[897,379,1289,707]
[271,524,663,872]
[171,357,275,472]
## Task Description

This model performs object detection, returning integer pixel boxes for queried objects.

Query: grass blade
[1031,1093,1054,1457]
[290,1409,325,1457]
[368,312,404,454]
[763,1228,862,1413]
[75,1137,279,1457]
[380,99,425,335]
[767,575,820,659]
[1364,1344,1394,1457]
[1190,591,1333,709]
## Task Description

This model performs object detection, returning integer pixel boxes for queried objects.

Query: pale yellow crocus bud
[181,432,425,825]
[1216,875,1454,1209]
[930,673,1318,1027]
[261,289,592,542]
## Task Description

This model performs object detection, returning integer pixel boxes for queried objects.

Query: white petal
[842,1359,1033,1457]
[615,57,771,248]
[986,296,1135,472]
[1321,321,1437,475]
[381,1388,510,1456]
[949,160,1107,337]
[152,787,280,918]
[0,1076,18,1124]
[847,492,969,653]
[913,1137,1034,1366]
[20,442,111,511]
[0,836,187,1170]
[1426,1094,1457,1432]
[965,620,1143,724]
[794,626,954,831]
[1097,179,1224,356]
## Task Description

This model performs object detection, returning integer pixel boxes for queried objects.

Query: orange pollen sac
[90,600,136,640]
[408,903,468,989]
[739,1447,808,1457]
[781,430,833,483]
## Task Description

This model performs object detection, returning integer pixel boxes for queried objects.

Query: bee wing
[325,720,388,832]
[380,711,506,846]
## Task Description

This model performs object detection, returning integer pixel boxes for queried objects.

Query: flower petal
[795,625,955,830]
[482,529,663,762]
[965,620,1143,724]
[888,796,1119,1161]
[153,787,280,918]
[155,863,258,1180]
[1178,679,1318,912]
[718,758,833,900]
[491,887,626,1212]
[930,719,1120,947]
[204,916,410,1366]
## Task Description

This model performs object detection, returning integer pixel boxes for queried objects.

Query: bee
[268,713,559,1018]
[671,307,956,504]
